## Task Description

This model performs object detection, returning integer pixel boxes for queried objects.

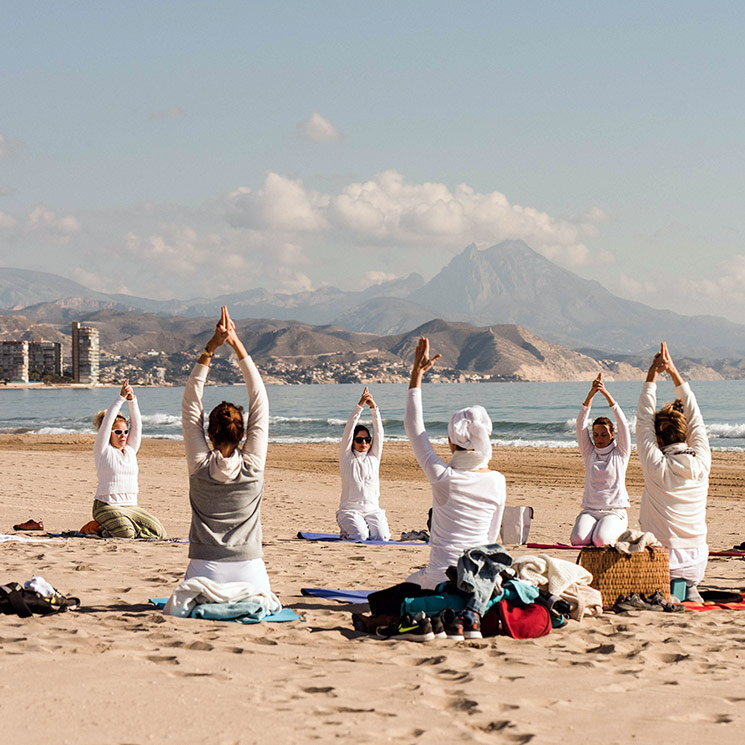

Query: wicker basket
[577,546,670,608]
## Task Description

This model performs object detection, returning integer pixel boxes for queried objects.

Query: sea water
[2,380,745,451]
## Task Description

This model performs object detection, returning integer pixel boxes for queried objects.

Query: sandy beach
[2,434,745,744]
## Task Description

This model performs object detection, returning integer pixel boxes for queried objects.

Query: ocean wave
[707,422,745,439]
[141,413,181,427]
[32,426,87,435]
[270,415,327,424]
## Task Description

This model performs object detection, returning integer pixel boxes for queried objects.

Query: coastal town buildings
[0,340,29,382]
[71,321,99,384]
[0,340,63,382]
[29,340,63,378]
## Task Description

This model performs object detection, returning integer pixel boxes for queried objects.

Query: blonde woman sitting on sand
[404,337,506,592]
[180,306,272,591]
[337,386,391,541]
[637,342,710,603]
[92,379,166,539]
[570,372,630,546]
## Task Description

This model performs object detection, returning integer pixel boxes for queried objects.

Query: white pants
[570,508,628,547]
[669,545,708,587]
[405,564,447,590]
[336,508,391,541]
[184,557,272,593]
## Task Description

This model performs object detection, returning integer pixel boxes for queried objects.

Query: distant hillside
[0,268,109,309]
[6,243,745,359]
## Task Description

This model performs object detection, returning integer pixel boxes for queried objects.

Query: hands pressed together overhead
[646,341,684,386]
[583,371,616,407]
[409,337,442,389]
[201,306,247,363]
[120,378,134,401]
[358,386,376,409]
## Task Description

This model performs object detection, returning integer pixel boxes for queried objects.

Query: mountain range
[4,240,745,358]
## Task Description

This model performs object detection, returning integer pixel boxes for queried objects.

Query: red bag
[497,600,551,639]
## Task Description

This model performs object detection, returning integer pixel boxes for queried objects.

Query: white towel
[163,576,281,618]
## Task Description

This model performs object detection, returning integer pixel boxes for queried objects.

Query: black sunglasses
[113,429,129,435]
[354,436,372,444]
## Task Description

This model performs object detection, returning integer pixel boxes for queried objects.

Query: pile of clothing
[354,544,603,642]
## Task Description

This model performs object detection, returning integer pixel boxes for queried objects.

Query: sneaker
[376,612,435,642]
[442,608,465,641]
[429,612,447,640]
[459,610,483,639]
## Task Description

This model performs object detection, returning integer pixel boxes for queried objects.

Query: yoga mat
[525,542,745,558]
[300,588,372,603]
[149,598,300,623]
[297,531,426,546]
[683,593,745,612]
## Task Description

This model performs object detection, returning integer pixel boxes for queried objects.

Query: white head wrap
[447,405,493,464]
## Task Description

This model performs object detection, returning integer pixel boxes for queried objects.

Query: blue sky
[1,2,744,320]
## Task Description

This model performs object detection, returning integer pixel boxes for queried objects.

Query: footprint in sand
[147,655,179,664]
[303,686,336,695]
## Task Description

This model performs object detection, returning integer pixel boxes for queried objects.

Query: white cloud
[224,170,606,268]
[226,173,327,232]
[1,170,611,301]
[72,268,132,295]
[0,211,17,229]
[364,270,398,286]
[0,186,15,197]
[149,105,185,121]
[297,112,343,142]
[26,206,81,243]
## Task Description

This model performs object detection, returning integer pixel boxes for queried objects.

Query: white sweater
[576,403,630,510]
[182,357,269,479]
[338,404,383,514]
[94,395,142,504]
[405,388,506,574]
[637,381,710,549]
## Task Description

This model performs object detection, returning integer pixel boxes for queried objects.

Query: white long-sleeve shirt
[576,402,631,510]
[405,388,506,575]
[181,356,269,480]
[94,395,142,504]
[338,404,383,513]
[637,381,710,549]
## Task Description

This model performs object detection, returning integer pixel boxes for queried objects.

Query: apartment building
[71,321,100,384]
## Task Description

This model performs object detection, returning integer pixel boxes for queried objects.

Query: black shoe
[376,612,435,642]
[442,608,465,641]
[429,612,447,639]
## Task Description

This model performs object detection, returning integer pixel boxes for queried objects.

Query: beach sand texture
[1,435,745,744]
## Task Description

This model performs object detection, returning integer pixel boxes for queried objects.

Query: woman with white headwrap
[404,337,506,593]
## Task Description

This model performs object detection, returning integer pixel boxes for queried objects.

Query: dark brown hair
[208,401,245,449]
[654,399,687,446]
[592,416,615,435]
[352,424,371,450]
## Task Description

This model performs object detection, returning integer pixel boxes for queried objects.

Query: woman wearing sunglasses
[337,386,391,541]
[92,378,166,538]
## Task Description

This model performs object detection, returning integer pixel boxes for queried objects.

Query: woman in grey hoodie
[181,306,271,590]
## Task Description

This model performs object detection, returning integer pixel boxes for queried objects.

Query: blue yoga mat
[300,588,372,603]
[297,531,426,546]
[149,598,300,624]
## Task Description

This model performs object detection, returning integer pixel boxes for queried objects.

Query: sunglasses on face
[354,436,372,444]
[113,429,129,435]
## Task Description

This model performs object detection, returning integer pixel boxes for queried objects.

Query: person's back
[427,466,505,573]
[637,342,710,600]
[404,337,506,589]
